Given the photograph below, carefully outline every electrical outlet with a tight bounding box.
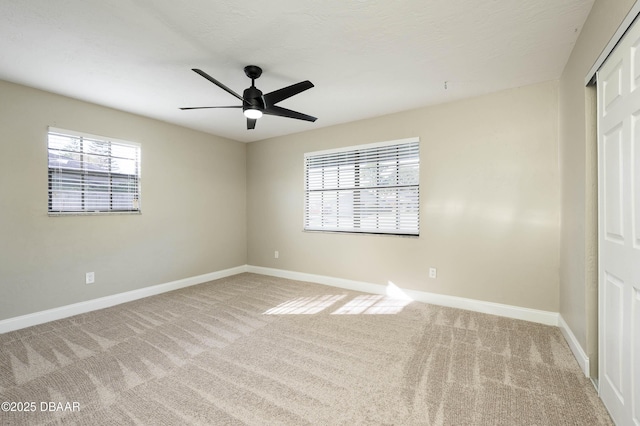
[429,268,437,279]
[274,250,279,259]
[86,272,95,284]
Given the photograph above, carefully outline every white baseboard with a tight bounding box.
[247,266,559,326]
[0,265,248,334]
[558,315,590,377]
[0,264,561,335]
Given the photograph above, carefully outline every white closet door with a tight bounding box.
[597,15,640,426]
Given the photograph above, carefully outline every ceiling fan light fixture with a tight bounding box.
[243,107,262,119]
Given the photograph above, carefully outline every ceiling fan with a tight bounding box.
[180,65,317,130]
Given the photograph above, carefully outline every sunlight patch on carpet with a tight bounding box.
[331,295,411,315]
[262,291,411,315]
[263,295,346,315]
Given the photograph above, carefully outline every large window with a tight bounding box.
[304,138,420,236]
[47,127,141,215]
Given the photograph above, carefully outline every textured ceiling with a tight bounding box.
[0,0,594,143]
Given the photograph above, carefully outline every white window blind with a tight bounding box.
[304,138,420,236]
[47,127,141,214]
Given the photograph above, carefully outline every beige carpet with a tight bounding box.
[0,273,612,425]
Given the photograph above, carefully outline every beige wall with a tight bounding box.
[0,80,247,321]
[558,0,635,376]
[248,81,560,312]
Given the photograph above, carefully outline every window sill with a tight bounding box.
[302,229,419,238]
[48,211,142,217]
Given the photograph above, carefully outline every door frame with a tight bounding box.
[586,4,640,386]
[590,4,640,424]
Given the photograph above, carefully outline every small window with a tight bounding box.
[47,127,141,215]
[304,137,420,236]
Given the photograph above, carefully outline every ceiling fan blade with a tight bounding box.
[179,105,242,110]
[263,81,314,107]
[192,69,246,103]
[247,118,257,130]
[263,105,317,122]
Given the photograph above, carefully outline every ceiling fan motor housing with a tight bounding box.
[243,86,264,112]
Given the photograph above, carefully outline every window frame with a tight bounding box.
[47,127,142,216]
[303,137,420,237]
